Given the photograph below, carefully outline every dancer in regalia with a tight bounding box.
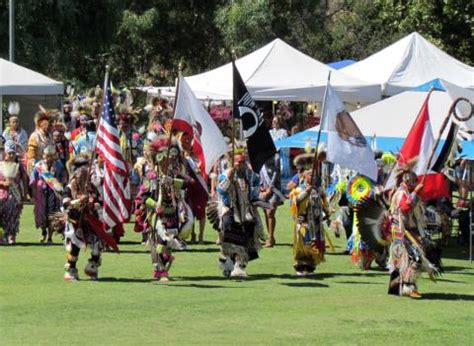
[30,146,67,243]
[207,154,264,278]
[387,162,442,298]
[0,141,28,244]
[134,136,193,281]
[289,169,330,276]
[62,154,116,281]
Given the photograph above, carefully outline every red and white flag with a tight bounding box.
[96,78,131,229]
[172,75,228,175]
[387,92,450,201]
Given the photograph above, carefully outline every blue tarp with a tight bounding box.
[411,78,447,92]
[275,130,474,159]
[327,59,357,70]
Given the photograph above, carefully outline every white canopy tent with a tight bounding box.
[276,79,474,157]
[0,58,64,133]
[352,80,474,141]
[341,32,474,96]
[0,58,64,95]
[184,38,381,103]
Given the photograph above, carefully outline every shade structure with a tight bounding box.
[0,58,63,95]
[341,32,473,96]
[184,38,381,103]
[276,79,474,158]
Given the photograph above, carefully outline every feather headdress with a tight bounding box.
[293,153,313,170]
[393,157,418,185]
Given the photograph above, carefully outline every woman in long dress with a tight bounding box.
[0,141,28,244]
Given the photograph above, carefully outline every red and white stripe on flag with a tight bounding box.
[396,92,451,201]
[172,75,228,175]
[96,81,131,229]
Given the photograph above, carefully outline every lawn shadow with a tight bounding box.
[99,277,153,283]
[117,240,142,245]
[165,283,246,289]
[318,272,386,279]
[274,243,293,248]
[336,281,384,285]
[442,266,474,276]
[439,243,473,260]
[281,281,329,288]
[11,242,63,247]
[182,247,220,253]
[421,293,474,301]
[172,273,298,282]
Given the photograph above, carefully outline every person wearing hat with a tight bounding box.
[0,140,28,244]
[30,145,67,244]
[209,153,263,278]
[288,169,330,276]
[27,109,55,174]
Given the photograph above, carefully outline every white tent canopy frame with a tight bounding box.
[0,58,64,133]
[275,80,474,159]
[341,32,474,96]
[350,80,474,141]
[182,38,381,103]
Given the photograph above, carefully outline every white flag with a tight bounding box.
[320,82,377,181]
[173,75,228,174]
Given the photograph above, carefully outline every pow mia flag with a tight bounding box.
[232,61,276,172]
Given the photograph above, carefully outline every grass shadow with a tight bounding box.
[317,272,386,279]
[165,283,246,289]
[435,278,467,284]
[439,243,473,260]
[99,277,153,283]
[9,242,63,247]
[281,281,329,288]
[117,240,142,245]
[336,281,384,285]
[182,247,220,253]
[421,293,474,301]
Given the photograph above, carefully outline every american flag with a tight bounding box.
[96,78,131,229]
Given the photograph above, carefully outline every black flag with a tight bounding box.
[432,122,459,172]
[232,61,276,172]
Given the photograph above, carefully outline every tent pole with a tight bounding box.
[0,94,3,135]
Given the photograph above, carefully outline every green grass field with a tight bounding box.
[1,204,473,345]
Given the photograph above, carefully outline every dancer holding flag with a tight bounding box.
[172,75,228,244]
[384,92,470,297]
[63,68,130,281]
[207,62,271,278]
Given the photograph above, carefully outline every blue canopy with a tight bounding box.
[327,59,357,70]
[411,78,447,92]
[275,129,474,159]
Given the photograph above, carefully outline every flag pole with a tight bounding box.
[83,65,110,188]
[421,96,473,184]
[164,63,182,174]
[311,71,331,187]
[231,50,237,167]
[78,65,110,243]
